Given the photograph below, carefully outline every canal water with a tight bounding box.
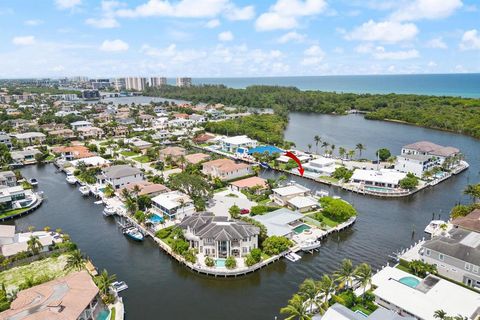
[14,113,480,320]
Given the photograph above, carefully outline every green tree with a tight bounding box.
[334,259,355,290]
[355,143,365,159]
[399,173,419,190]
[26,236,42,255]
[376,148,391,161]
[354,263,372,297]
[0,144,12,167]
[280,294,311,320]
[319,197,357,222]
[225,256,237,269]
[262,236,293,255]
[464,184,480,203]
[96,269,116,296]
[228,204,241,219]
[64,250,85,271]
[314,135,321,154]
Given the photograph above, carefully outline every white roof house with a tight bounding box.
[70,120,92,130]
[253,208,304,237]
[371,266,480,320]
[220,135,258,153]
[351,169,406,188]
[70,156,110,167]
[272,184,311,206]
[287,196,318,212]
[151,190,195,220]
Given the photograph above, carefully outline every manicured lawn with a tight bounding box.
[0,207,29,219]
[45,154,55,161]
[351,305,375,315]
[132,155,151,163]
[396,264,411,273]
[318,176,339,183]
[120,150,140,157]
[214,187,228,193]
[307,212,341,228]
[0,254,72,293]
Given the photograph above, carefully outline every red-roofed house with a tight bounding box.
[202,158,252,181]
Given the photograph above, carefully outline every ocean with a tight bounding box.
[172,73,480,98]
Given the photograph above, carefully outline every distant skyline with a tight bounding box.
[0,0,479,78]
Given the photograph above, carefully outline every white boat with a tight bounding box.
[66,174,77,185]
[300,238,321,251]
[315,189,329,198]
[123,227,144,241]
[424,220,446,235]
[103,206,116,217]
[79,186,90,196]
[28,178,38,186]
[111,281,128,293]
[285,252,302,262]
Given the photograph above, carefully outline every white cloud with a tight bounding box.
[99,39,129,52]
[301,45,325,65]
[24,19,43,26]
[427,61,437,67]
[12,36,36,46]
[115,0,253,20]
[141,43,207,63]
[346,20,418,43]
[86,17,119,28]
[390,0,462,21]
[356,44,419,60]
[460,29,480,50]
[218,31,234,41]
[255,0,327,31]
[426,37,448,49]
[224,4,255,20]
[277,31,306,44]
[205,19,220,28]
[55,0,82,10]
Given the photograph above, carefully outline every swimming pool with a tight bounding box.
[364,186,390,192]
[148,214,164,224]
[354,309,369,318]
[293,224,311,234]
[97,309,110,320]
[399,276,420,288]
[215,259,226,268]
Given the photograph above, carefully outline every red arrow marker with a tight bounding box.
[284,151,305,176]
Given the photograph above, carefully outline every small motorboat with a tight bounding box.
[28,178,38,186]
[123,227,144,241]
[300,238,321,252]
[79,186,90,196]
[285,252,302,262]
[111,281,128,293]
[424,220,446,235]
[66,174,77,185]
[259,162,271,169]
[103,206,116,217]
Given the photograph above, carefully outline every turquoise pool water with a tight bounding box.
[365,186,390,192]
[149,214,164,223]
[399,276,420,288]
[215,259,226,268]
[293,224,311,234]
[97,309,110,320]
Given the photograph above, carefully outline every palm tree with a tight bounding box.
[307,144,312,153]
[314,135,321,154]
[334,259,355,290]
[434,310,447,319]
[355,143,365,159]
[132,184,142,198]
[104,184,115,198]
[96,269,117,297]
[64,250,85,271]
[339,147,346,161]
[354,263,372,297]
[347,150,355,160]
[321,142,329,155]
[125,196,138,215]
[280,294,311,320]
[298,278,320,313]
[318,274,335,305]
[121,188,131,200]
[464,184,480,203]
[27,236,42,255]
[330,144,336,157]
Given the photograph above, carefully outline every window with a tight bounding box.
[473,265,479,273]
[425,249,430,256]
[465,263,471,271]
[439,253,444,261]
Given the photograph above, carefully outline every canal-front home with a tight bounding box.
[11,132,46,145]
[0,225,63,257]
[0,171,17,187]
[151,190,195,220]
[201,158,253,181]
[419,227,480,289]
[401,141,461,168]
[219,135,257,154]
[179,212,260,259]
[350,169,406,189]
[0,270,107,320]
[271,183,311,206]
[97,165,144,189]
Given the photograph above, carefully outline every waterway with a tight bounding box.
[12,113,480,320]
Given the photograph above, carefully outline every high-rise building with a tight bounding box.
[176,77,192,87]
[149,77,167,88]
[125,77,147,91]
[113,78,126,91]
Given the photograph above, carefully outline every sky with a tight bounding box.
[0,0,479,78]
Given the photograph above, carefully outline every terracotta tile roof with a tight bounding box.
[121,181,170,196]
[193,133,215,143]
[230,176,267,189]
[452,209,480,233]
[0,271,99,320]
[52,146,94,159]
[203,158,251,173]
[185,153,210,164]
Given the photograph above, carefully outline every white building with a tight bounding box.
[0,225,62,257]
[253,208,304,238]
[125,77,147,91]
[272,184,311,206]
[371,266,480,320]
[395,154,436,177]
[219,135,257,154]
[113,77,126,91]
[97,165,144,189]
[176,77,192,87]
[179,212,259,259]
[151,190,195,220]
[351,169,407,189]
[11,132,46,145]
[149,77,167,88]
[303,157,337,176]
[70,120,92,131]
[401,141,460,167]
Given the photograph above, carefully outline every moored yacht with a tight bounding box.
[103,206,116,217]
[28,178,38,186]
[123,227,144,241]
[79,185,90,196]
[300,238,321,251]
[66,174,77,185]
[424,220,446,235]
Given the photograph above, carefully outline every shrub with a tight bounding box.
[183,249,197,263]
[320,197,357,222]
[332,166,354,181]
[229,205,240,218]
[156,227,173,239]
[205,256,215,267]
[245,248,262,266]
[399,173,419,190]
[225,256,237,269]
[262,236,293,255]
[172,239,189,255]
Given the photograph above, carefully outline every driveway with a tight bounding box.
[208,190,256,217]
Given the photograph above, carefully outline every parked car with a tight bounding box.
[240,208,250,215]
